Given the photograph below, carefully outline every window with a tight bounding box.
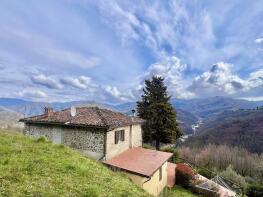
[115,130,125,144]
[159,167,162,181]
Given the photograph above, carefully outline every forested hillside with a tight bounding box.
[185,109,263,153]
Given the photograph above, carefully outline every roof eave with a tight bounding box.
[22,120,109,130]
[103,162,151,178]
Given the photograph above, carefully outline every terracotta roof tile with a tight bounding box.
[103,147,172,177]
[20,107,143,129]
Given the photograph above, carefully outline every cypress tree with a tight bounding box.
[137,76,182,150]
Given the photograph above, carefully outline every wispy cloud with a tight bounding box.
[18,89,48,99]
[0,0,262,102]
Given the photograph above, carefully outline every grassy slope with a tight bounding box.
[0,131,149,197]
[163,186,200,197]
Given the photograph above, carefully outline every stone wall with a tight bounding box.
[24,123,142,160]
[24,123,106,159]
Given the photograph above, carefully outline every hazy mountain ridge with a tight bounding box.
[0,96,262,134]
[0,106,23,128]
[185,109,263,153]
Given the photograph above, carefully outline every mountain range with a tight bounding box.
[0,96,262,131]
[184,108,263,153]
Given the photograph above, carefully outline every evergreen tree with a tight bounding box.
[137,76,182,150]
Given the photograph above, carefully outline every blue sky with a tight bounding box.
[0,0,263,103]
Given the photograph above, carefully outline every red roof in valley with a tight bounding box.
[103,147,172,177]
[20,107,143,129]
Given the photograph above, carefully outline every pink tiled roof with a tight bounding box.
[20,107,143,129]
[103,147,172,177]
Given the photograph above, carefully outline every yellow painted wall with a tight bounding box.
[105,124,142,159]
[124,162,168,196]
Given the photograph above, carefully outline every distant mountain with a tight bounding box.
[0,96,262,134]
[171,96,262,118]
[0,98,29,107]
[184,109,263,153]
[0,106,23,128]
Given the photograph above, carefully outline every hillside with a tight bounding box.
[171,96,262,118]
[0,107,23,128]
[185,109,263,153]
[0,131,149,197]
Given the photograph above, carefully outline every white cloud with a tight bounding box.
[254,37,263,44]
[31,74,62,89]
[239,96,263,101]
[93,0,215,63]
[60,76,94,90]
[189,62,247,96]
[60,75,132,103]
[137,56,195,99]
[18,90,47,99]
[188,62,263,97]
[102,85,132,102]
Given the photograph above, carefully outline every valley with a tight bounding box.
[1,96,262,154]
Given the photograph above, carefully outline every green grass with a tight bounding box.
[0,131,149,197]
[162,186,200,197]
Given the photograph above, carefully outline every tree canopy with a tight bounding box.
[137,76,182,150]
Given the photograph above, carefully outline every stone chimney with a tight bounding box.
[44,107,53,117]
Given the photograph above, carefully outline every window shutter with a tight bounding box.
[115,131,118,144]
[122,130,125,141]
[115,130,125,143]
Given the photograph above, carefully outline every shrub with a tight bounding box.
[197,168,214,179]
[175,163,195,188]
[246,184,263,197]
[219,165,247,189]
[161,147,180,163]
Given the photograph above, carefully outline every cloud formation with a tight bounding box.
[60,76,94,90]
[31,74,62,89]
[137,56,194,99]
[188,62,263,98]
[0,1,262,102]
[18,90,47,99]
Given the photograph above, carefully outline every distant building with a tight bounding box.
[20,106,173,196]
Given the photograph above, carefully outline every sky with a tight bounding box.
[0,0,263,103]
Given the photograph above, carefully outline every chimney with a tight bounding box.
[44,107,53,117]
[131,109,136,117]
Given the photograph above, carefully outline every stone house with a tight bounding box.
[20,106,173,196]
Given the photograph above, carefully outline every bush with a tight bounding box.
[197,168,214,179]
[161,147,180,163]
[175,163,195,188]
[246,184,263,197]
[219,165,247,189]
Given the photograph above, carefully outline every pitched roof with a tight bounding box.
[20,107,143,129]
[103,147,173,177]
